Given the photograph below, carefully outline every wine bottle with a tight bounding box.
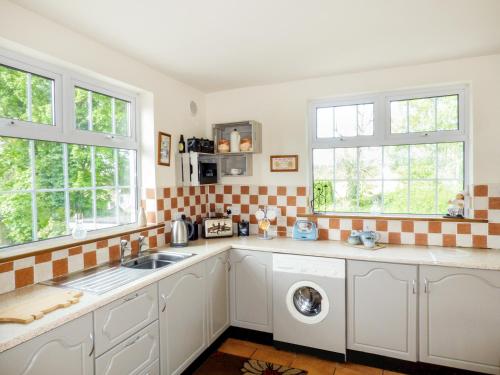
[178,134,185,153]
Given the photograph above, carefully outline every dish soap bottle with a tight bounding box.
[230,128,240,152]
[178,134,186,153]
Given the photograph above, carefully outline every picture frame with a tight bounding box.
[158,132,172,166]
[270,154,298,172]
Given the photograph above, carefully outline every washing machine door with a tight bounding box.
[286,281,330,324]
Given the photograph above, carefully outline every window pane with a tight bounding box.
[68,144,92,188]
[0,64,28,121]
[335,148,357,180]
[384,145,409,179]
[31,74,53,125]
[390,101,408,134]
[410,144,436,179]
[409,97,435,132]
[334,181,356,212]
[37,192,66,240]
[92,92,112,133]
[69,190,93,230]
[118,188,135,224]
[0,193,32,246]
[437,95,458,131]
[410,180,436,214]
[115,99,129,136]
[118,149,133,186]
[95,146,115,187]
[0,137,31,191]
[96,189,117,228]
[316,107,333,138]
[438,180,463,214]
[313,149,334,212]
[437,142,463,179]
[35,141,63,189]
[359,147,382,179]
[383,180,408,213]
[75,87,89,131]
[357,104,373,136]
[358,180,381,212]
[334,105,357,137]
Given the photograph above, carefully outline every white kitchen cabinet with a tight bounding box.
[95,321,159,375]
[419,265,500,374]
[158,262,207,375]
[0,313,94,375]
[206,251,230,344]
[229,249,273,332]
[347,260,418,361]
[94,283,158,356]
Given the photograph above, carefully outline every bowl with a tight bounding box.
[230,168,242,175]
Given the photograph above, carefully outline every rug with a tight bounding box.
[193,351,308,374]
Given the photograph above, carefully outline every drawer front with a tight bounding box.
[94,283,158,356]
[139,359,159,375]
[96,320,159,375]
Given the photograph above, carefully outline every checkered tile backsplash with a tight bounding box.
[1,183,499,294]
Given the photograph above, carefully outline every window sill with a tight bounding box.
[0,223,165,263]
[297,213,488,223]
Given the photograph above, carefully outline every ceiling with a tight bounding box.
[11,0,500,92]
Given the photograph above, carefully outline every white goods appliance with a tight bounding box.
[273,254,346,356]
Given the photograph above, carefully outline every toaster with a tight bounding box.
[292,220,318,240]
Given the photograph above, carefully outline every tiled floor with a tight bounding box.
[217,338,406,375]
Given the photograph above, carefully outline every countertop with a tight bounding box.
[1,236,500,353]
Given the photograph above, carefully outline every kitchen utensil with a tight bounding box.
[202,217,233,238]
[230,128,240,152]
[292,220,318,240]
[230,168,242,175]
[0,285,83,324]
[171,217,194,247]
[347,230,362,245]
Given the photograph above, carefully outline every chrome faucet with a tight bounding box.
[120,239,129,264]
[138,235,148,256]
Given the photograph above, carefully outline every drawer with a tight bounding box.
[96,320,159,375]
[139,359,159,375]
[94,283,158,356]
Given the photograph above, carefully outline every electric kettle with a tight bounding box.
[171,217,194,247]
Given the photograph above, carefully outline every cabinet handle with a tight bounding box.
[227,261,231,272]
[412,279,416,294]
[88,333,94,357]
[124,334,141,347]
[424,278,429,293]
[161,293,167,312]
[123,292,140,302]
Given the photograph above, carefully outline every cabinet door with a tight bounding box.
[158,262,206,375]
[206,251,230,344]
[94,283,158,356]
[347,260,417,361]
[229,249,273,332]
[420,266,500,374]
[0,313,94,375]
[95,321,159,375]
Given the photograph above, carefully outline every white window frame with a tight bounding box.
[0,47,141,252]
[308,84,470,215]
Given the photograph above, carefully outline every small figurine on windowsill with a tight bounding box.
[444,192,465,219]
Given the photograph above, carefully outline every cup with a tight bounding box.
[347,230,362,245]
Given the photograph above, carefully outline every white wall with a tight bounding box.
[0,1,205,191]
[206,54,500,186]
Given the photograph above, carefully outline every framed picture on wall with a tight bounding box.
[270,155,298,172]
[158,132,172,166]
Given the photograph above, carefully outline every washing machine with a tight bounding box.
[273,253,346,355]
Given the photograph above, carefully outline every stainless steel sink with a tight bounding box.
[122,252,195,270]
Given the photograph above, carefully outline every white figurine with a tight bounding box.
[446,192,465,218]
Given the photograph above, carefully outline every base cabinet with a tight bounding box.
[347,260,418,361]
[206,251,230,344]
[158,262,207,375]
[0,313,94,375]
[419,266,500,374]
[229,249,273,333]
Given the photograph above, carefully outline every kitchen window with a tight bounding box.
[0,50,139,249]
[310,86,468,215]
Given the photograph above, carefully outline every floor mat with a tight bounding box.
[193,351,308,374]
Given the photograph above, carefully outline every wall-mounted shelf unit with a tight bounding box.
[213,121,262,154]
[219,153,253,177]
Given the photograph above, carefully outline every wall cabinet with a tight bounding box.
[347,260,418,361]
[0,313,94,375]
[94,283,158,356]
[419,266,500,374]
[158,262,207,375]
[206,251,230,344]
[95,321,159,375]
[229,249,273,332]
